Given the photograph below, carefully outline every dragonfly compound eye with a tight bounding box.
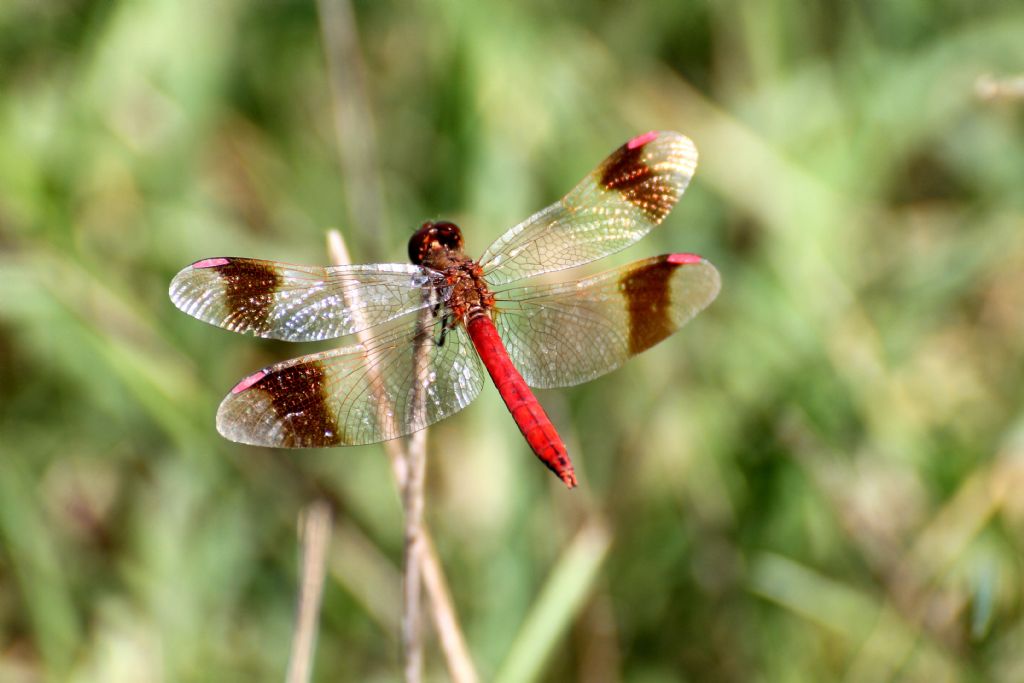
[408,220,465,265]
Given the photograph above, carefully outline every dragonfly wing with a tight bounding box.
[493,254,720,389]
[478,131,698,286]
[217,311,485,447]
[170,258,444,341]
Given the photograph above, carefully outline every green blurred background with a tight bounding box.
[2,0,1024,681]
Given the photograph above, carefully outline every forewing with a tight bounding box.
[478,131,698,286]
[169,258,444,341]
[493,254,720,388]
[216,312,485,447]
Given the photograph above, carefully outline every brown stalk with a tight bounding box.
[402,307,432,682]
[316,0,385,255]
[975,73,1024,101]
[285,500,333,683]
[327,230,479,683]
[316,2,477,674]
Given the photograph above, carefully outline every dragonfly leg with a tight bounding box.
[436,313,453,347]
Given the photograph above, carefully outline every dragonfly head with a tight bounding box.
[408,220,465,266]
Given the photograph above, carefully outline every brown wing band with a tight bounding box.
[619,258,684,355]
[252,361,344,447]
[214,259,282,334]
[599,140,663,222]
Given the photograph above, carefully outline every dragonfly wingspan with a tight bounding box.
[169,131,718,490]
[478,131,698,286]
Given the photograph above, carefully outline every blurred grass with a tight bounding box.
[2,0,1024,681]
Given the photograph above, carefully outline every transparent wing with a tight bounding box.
[169,257,445,341]
[478,131,698,286]
[216,311,485,447]
[492,254,720,389]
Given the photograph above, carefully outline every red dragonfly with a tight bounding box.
[170,131,719,488]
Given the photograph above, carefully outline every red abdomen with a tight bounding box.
[465,314,577,488]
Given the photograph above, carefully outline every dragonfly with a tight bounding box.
[169,131,720,488]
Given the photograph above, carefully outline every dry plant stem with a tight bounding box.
[419,534,479,683]
[317,0,385,254]
[325,231,408,486]
[285,500,333,683]
[326,230,480,683]
[402,319,431,683]
[326,230,425,682]
[976,73,1024,101]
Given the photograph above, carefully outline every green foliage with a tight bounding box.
[2,0,1023,680]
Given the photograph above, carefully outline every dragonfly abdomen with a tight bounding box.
[465,314,577,488]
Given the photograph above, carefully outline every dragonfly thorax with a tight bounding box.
[444,260,495,322]
[408,220,494,321]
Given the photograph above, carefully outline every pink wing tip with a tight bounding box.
[193,258,230,269]
[626,131,659,150]
[231,369,268,394]
[668,253,704,265]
